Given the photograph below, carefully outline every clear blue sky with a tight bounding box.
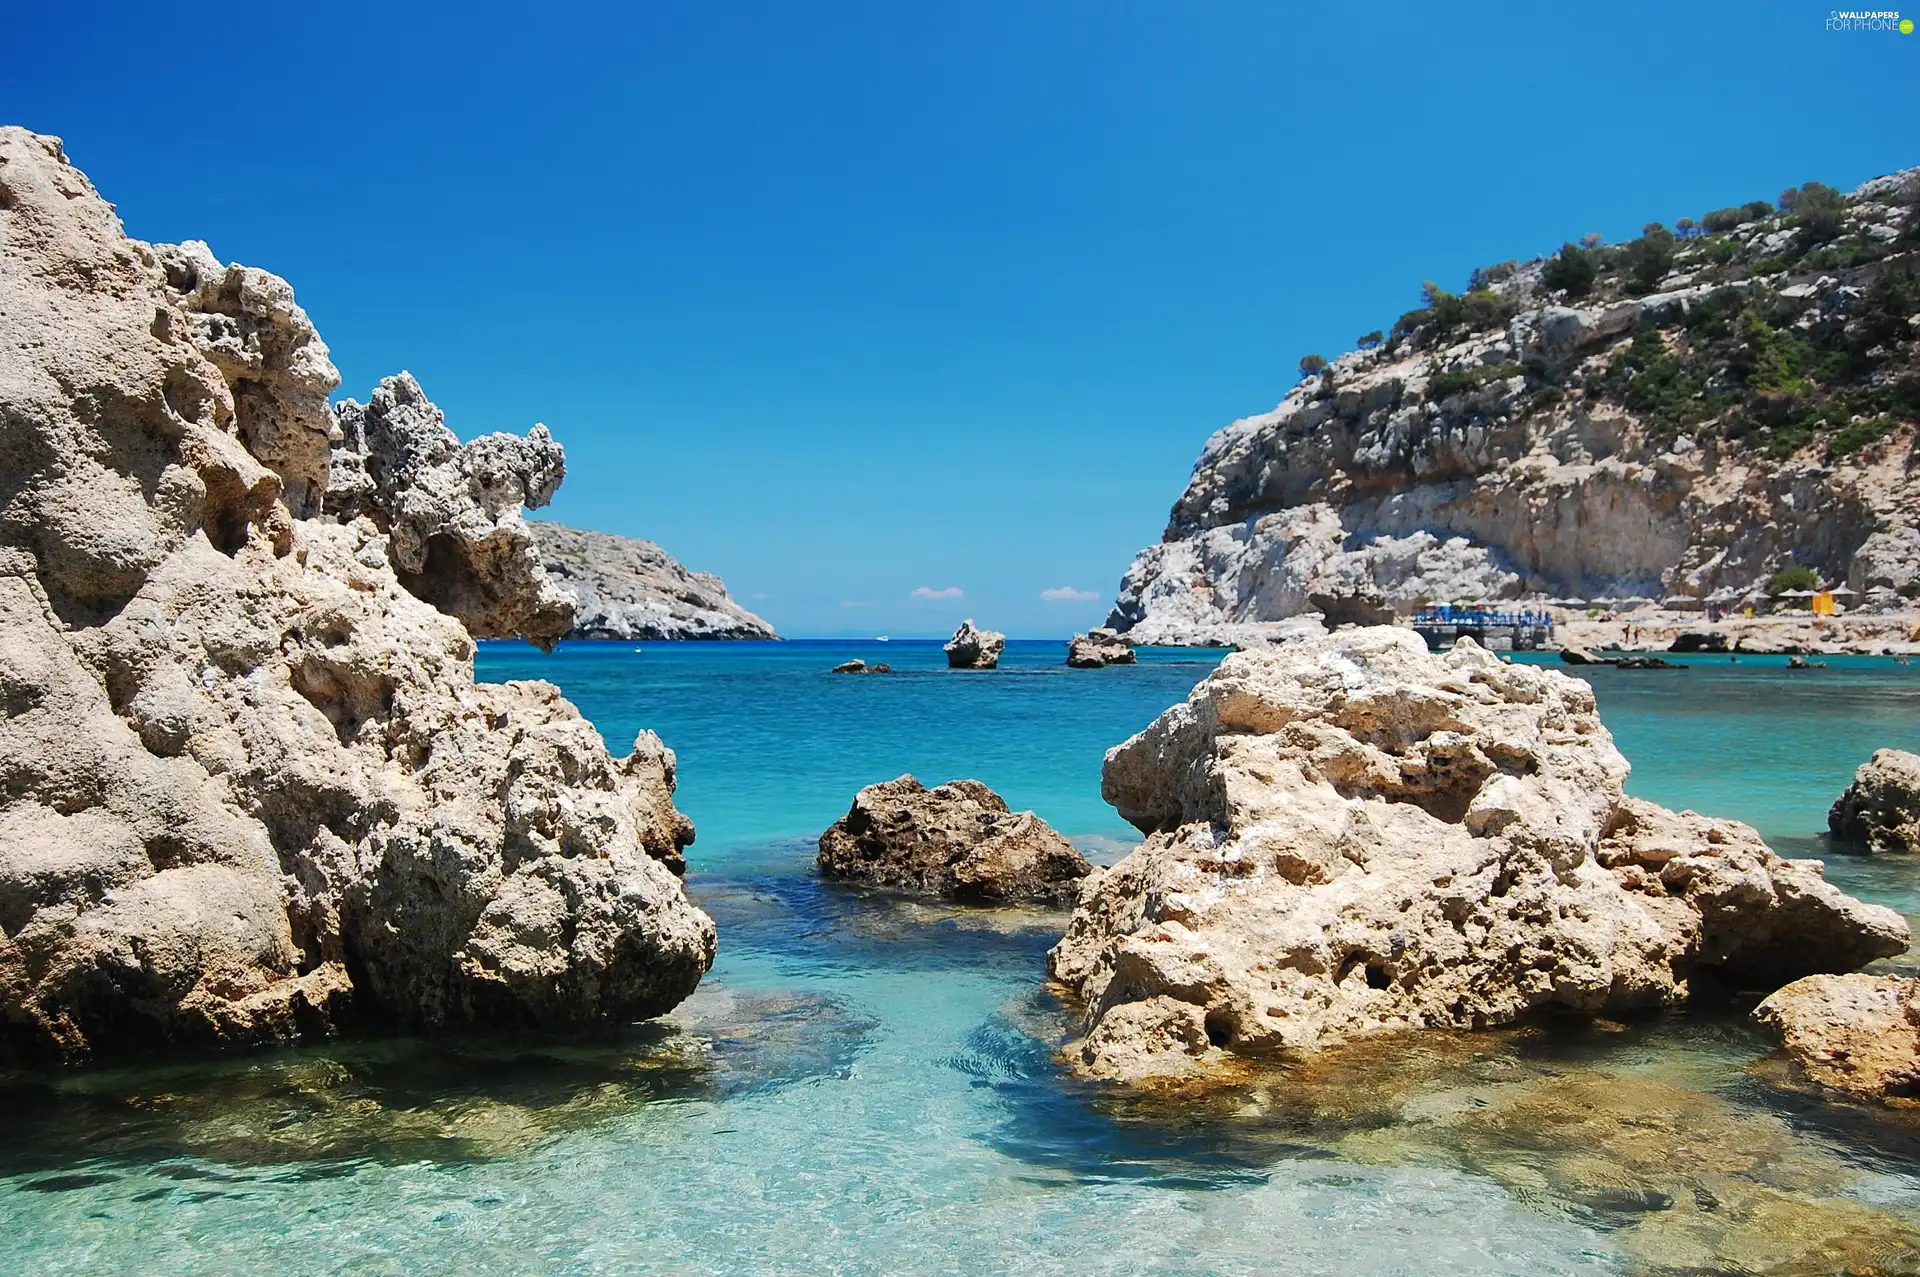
[6,2,1915,636]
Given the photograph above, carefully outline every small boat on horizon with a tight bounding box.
[876,635,890,642]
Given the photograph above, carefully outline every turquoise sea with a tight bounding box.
[6,639,1920,1275]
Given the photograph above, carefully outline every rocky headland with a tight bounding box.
[1108,170,1920,644]
[1830,748,1920,852]
[1046,626,1908,1082]
[530,522,776,642]
[817,776,1092,904]
[0,128,715,1064]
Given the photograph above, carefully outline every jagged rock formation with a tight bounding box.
[1829,748,1920,852]
[945,619,1005,669]
[1755,973,1920,1101]
[1046,627,1907,1081]
[817,776,1092,904]
[327,374,575,650]
[1110,171,1920,643]
[831,659,890,673]
[1066,628,1136,668]
[0,127,714,1064]
[530,522,776,641]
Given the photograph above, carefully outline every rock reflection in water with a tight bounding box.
[0,987,873,1175]
[1070,1017,1920,1276]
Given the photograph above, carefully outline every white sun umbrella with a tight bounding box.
[1828,585,1858,597]
[1781,588,1818,599]
[1705,587,1741,603]
[1660,594,1699,607]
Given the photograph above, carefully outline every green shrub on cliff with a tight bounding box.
[1622,223,1676,293]
[1299,353,1328,380]
[1825,416,1895,461]
[1541,243,1597,298]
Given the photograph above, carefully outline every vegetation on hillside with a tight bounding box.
[1329,174,1920,464]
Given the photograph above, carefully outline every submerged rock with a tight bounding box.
[1754,973,1920,1102]
[817,776,1092,904]
[530,521,777,642]
[945,619,1006,669]
[1047,626,1908,1081]
[1830,748,1920,853]
[327,372,575,650]
[1066,628,1137,669]
[0,127,714,1065]
[832,659,890,674]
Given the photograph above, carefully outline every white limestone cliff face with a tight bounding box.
[1109,180,1920,642]
[0,128,714,1064]
[1046,627,1908,1082]
[531,522,777,641]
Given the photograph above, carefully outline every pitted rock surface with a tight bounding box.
[0,128,713,1064]
[328,373,574,649]
[1047,626,1908,1081]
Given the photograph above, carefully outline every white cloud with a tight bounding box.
[750,592,771,600]
[910,586,964,600]
[840,600,868,608]
[1040,586,1100,602]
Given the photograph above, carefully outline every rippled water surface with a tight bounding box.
[6,639,1920,1274]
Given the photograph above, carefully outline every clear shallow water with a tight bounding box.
[6,639,1920,1275]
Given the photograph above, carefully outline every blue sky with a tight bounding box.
[6,2,1916,637]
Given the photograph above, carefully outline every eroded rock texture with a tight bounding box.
[945,620,1005,669]
[1829,748,1920,853]
[1755,973,1920,1102]
[327,373,574,650]
[0,128,713,1064]
[817,776,1092,904]
[1046,627,1907,1081]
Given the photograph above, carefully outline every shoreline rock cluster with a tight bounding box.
[0,128,714,1065]
[1044,627,1907,1081]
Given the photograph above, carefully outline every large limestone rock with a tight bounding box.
[530,521,777,641]
[1754,973,1920,1102]
[1066,628,1136,668]
[327,373,575,650]
[817,776,1092,904]
[944,619,1006,669]
[0,128,714,1064]
[1047,626,1907,1081]
[1829,748,1920,853]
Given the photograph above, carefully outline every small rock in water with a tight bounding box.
[1829,748,1920,853]
[944,620,1006,669]
[817,775,1092,904]
[1066,628,1136,668]
[1754,972,1920,1101]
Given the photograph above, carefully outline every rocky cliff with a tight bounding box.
[0,128,714,1064]
[1110,171,1920,641]
[530,522,776,641]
